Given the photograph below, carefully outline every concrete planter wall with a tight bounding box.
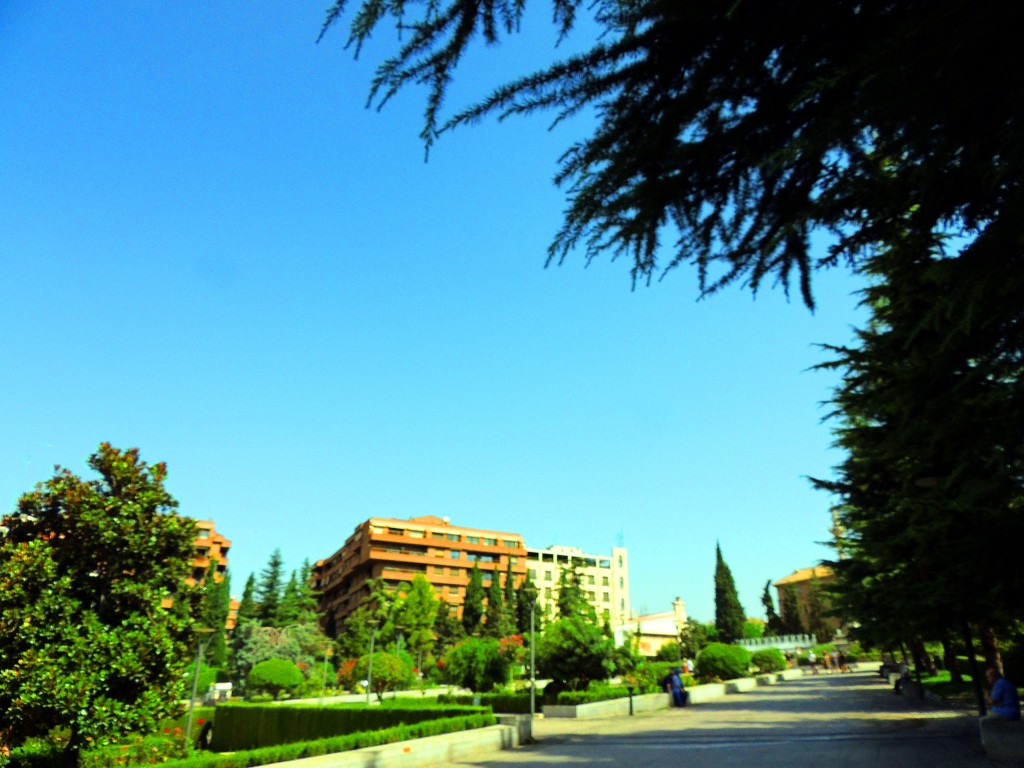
[725,677,758,693]
[543,691,671,719]
[685,683,727,704]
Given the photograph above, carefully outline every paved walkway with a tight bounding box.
[439,670,991,767]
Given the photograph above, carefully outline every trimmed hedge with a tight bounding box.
[751,648,787,673]
[554,684,659,705]
[211,704,489,751]
[437,693,532,714]
[696,643,751,681]
[159,715,497,768]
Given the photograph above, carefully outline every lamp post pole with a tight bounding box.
[184,628,215,750]
[529,600,536,720]
[320,643,333,707]
[365,624,378,705]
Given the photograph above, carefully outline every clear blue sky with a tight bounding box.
[1,2,866,622]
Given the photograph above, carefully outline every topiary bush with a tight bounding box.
[248,658,304,698]
[751,648,787,674]
[695,643,751,681]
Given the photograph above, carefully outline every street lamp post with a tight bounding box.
[184,627,216,751]
[529,600,536,720]
[319,643,333,707]
[365,623,378,705]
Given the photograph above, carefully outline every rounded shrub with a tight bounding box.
[696,643,751,681]
[751,648,787,673]
[248,657,304,698]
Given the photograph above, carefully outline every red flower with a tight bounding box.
[197,719,205,724]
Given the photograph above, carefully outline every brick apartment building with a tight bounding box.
[313,515,527,634]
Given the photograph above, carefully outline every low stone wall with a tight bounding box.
[725,678,758,693]
[980,716,1024,762]
[544,691,671,719]
[272,724,520,768]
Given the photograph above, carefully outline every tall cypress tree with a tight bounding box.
[714,543,745,643]
[256,549,284,627]
[484,573,505,638]
[503,560,518,630]
[761,580,783,637]
[198,562,230,666]
[462,563,485,635]
[515,574,540,635]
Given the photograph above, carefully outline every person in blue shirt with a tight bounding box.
[985,665,1021,721]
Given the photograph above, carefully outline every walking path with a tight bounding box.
[438,669,991,768]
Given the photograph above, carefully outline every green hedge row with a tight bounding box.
[436,693,532,714]
[159,715,497,768]
[211,704,488,751]
[554,685,659,705]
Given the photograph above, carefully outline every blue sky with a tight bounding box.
[1,2,866,621]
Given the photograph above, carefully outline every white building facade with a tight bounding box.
[524,544,630,625]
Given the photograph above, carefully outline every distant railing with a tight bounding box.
[734,634,815,652]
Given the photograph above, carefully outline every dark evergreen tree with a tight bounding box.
[515,574,540,636]
[503,560,518,630]
[256,549,285,627]
[778,584,807,636]
[277,571,302,626]
[229,573,258,679]
[714,543,744,644]
[462,564,485,635]
[761,580,783,637]
[235,573,257,626]
[483,572,505,638]
[321,0,1023,313]
[557,562,594,622]
[433,599,465,658]
[198,562,231,667]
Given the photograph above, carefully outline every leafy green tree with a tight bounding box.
[0,444,198,767]
[537,618,615,690]
[742,619,766,640]
[247,657,304,698]
[696,643,751,681]
[256,549,285,627]
[335,604,376,658]
[462,564,485,635]
[320,0,1021,311]
[677,619,710,659]
[352,652,415,701]
[441,637,509,692]
[395,574,440,671]
[714,544,745,644]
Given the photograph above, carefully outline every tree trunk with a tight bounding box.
[981,626,1002,673]
[941,633,962,683]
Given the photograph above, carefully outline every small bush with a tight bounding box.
[437,692,532,713]
[751,648,786,674]
[696,643,751,681]
[248,658,304,698]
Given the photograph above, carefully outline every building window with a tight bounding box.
[503,539,519,548]
[432,532,445,539]
[620,598,625,612]
[545,588,553,598]
[603,592,610,602]
[619,577,624,589]
[618,555,623,568]
[544,572,553,581]
[451,550,462,559]
[447,533,461,542]
[600,559,611,569]
[197,529,210,540]
[484,537,497,546]
[408,529,424,539]
[371,525,385,534]
[587,591,595,600]
[510,556,518,564]
[450,567,460,576]
[528,569,537,579]
[602,576,609,586]
[587,575,596,585]
[466,536,480,544]
[388,528,404,536]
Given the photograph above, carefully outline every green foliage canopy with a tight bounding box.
[0,444,198,765]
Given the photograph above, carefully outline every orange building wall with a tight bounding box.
[314,515,527,634]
